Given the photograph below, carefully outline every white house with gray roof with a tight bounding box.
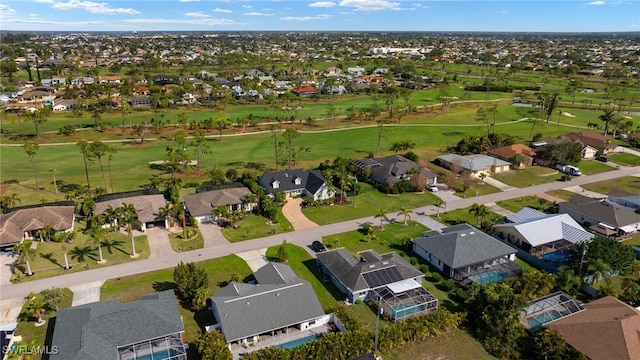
[50,290,187,360]
[258,169,333,201]
[412,224,519,285]
[494,207,594,255]
[559,194,640,236]
[436,153,511,175]
[210,262,330,346]
[183,186,256,224]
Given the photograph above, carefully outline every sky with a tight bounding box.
[0,0,638,32]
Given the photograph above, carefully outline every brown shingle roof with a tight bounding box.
[183,187,252,217]
[564,131,616,152]
[0,206,75,245]
[487,144,536,160]
[548,296,640,360]
[95,194,167,223]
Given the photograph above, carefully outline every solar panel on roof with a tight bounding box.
[362,266,403,288]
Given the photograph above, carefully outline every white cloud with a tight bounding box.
[586,1,606,5]
[34,0,55,3]
[185,11,210,18]
[0,4,16,13]
[309,1,336,7]
[280,14,332,21]
[244,11,273,16]
[52,0,140,14]
[121,17,236,26]
[179,0,200,2]
[500,11,508,14]
[214,8,232,13]
[242,5,252,8]
[339,0,401,11]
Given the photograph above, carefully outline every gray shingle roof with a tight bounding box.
[412,223,516,269]
[95,194,167,223]
[561,195,640,228]
[183,187,252,217]
[50,290,185,360]
[258,169,326,194]
[352,155,436,185]
[210,263,325,343]
[0,206,75,245]
[316,249,423,293]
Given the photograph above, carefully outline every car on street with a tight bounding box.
[560,175,572,182]
[312,240,326,252]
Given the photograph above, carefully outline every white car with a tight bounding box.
[428,185,438,192]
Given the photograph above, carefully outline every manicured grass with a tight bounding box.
[607,152,640,167]
[322,221,428,255]
[14,288,73,360]
[101,254,252,342]
[491,166,560,188]
[265,243,343,310]
[577,159,616,175]
[382,327,497,360]
[546,189,577,201]
[496,195,554,214]
[622,233,640,247]
[168,227,204,252]
[11,230,149,282]
[431,206,503,227]
[220,212,292,242]
[581,176,640,195]
[303,183,439,225]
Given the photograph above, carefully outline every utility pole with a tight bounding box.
[374,295,383,352]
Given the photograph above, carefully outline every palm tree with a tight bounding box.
[14,240,37,276]
[60,240,71,270]
[25,297,46,325]
[374,208,389,230]
[104,205,121,228]
[434,198,444,218]
[397,206,414,225]
[77,141,92,189]
[0,192,21,213]
[36,225,54,242]
[49,168,59,194]
[120,203,141,257]
[23,141,40,191]
[469,203,489,227]
[89,226,108,263]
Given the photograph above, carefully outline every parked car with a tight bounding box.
[312,240,326,252]
[560,175,572,182]
[428,185,438,192]
[596,155,609,162]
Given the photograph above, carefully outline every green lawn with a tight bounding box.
[168,227,204,252]
[496,196,554,214]
[303,183,439,225]
[581,176,640,195]
[607,152,640,167]
[12,230,149,282]
[101,254,252,343]
[577,159,616,175]
[491,166,560,188]
[265,243,343,310]
[14,288,74,360]
[322,221,428,255]
[546,189,577,201]
[220,212,292,242]
[431,206,503,227]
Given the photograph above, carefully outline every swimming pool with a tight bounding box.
[541,250,568,264]
[276,333,322,350]
[527,310,563,330]
[391,302,426,319]
[470,271,509,285]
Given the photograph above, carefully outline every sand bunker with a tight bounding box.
[561,112,576,117]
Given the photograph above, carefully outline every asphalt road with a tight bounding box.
[1,165,636,307]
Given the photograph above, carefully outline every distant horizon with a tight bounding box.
[0,1,638,33]
[2,30,640,35]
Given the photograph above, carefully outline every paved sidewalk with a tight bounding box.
[282,198,318,230]
[483,176,517,191]
[0,253,15,287]
[236,249,268,272]
[70,280,104,306]
[146,228,176,258]
[564,185,606,199]
[197,222,230,247]
[486,202,515,217]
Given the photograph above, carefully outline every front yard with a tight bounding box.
[496,196,555,213]
[581,176,640,195]
[607,152,640,167]
[491,166,559,188]
[430,206,503,228]
[220,212,292,242]
[168,226,204,252]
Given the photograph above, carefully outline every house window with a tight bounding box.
[272,180,280,189]
[294,177,302,185]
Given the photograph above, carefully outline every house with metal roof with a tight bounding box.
[494,207,594,257]
[183,186,255,224]
[258,169,333,201]
[559,194,640,236]
[50,290,187,360]
[210,262,330,347]
[436,154,511,175]
[412,223,520,285]
[547,296,640,360]
[351,155,437,188]
[316,249,437,320]
[0,204,75,249]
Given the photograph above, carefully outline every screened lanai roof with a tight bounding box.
[522,291,585,331]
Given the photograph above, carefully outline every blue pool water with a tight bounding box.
[277,333,322,350]
[391,303,426,319]
[541,250,568,264]
[470,271,509,284]
[527,311,563,330]
[135,350,172,360]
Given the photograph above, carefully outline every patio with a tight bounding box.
[229,324,334,359]
[370,282,438,322]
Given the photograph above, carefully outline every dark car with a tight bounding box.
[312,240,326,252]
[560,175,572,182]
[596,155,609,162]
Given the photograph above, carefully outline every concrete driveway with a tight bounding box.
[282,198,318,231]
[197,222,230,247]
[70,281,104,306]
[236,249,269,272]
[146,228,176,258]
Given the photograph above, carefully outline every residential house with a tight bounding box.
[347,67,366,76]
[522,291,586,331]
[94,191,168,231]
[316,249,438,321]
[412,223,520,285]
[607,188,640,210]
[291,85,318,97]
[564,131,617,155]
[487,144,537,168]
[436,154,511,175]
[559,194,640,236]
[41,78,66,87]
[133,86,150,96]
[494,207,594,256]
[547,296,640,360]
[183,186,256,224]
[98,75,121,84]
[0,204,75,250]
[325,66,341,76]
[243,69,265,78]
[130,96,151,108]
[70,77,94,87]
[52,99,78,111]
[351,155,437,188]
[258,169,333,201]
[152,75,176,86]
[210,262,330,347]
[50,290,187,360]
